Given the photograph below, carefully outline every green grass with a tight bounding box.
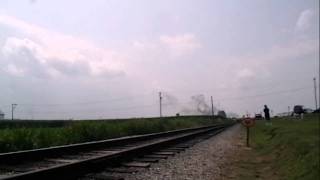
[0,116,228,153]
[251,114,319,180]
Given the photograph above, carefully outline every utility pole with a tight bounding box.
[159,92,162,118]
[211,96,214,119]
[314,77,318,110]
[319,56,320,111]
[11,104,17,120]
[288,106,290,116]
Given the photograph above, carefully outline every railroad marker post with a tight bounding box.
[241,117,255,147]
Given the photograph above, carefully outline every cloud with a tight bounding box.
[5,64,25,76]
[237,68,255,79]
[132,33,201,59]
[159,33,201,57]
[2,37,41,58]
[0,14,126,78]
[266,38,317,61]
[1,37,55,78]
[0,6,318,119]
[204,36,318,94]
[295,9,314,32]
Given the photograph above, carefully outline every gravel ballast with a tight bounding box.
[123,124,243,180]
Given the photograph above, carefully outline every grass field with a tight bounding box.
[0,116,227,153]
[250,114,319,180]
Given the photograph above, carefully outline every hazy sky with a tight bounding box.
[0,0,319,119]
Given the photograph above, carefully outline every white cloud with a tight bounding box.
[265,39,317,61]
[131,33,201,62]
[159,33,201,56]
[237,68,255,79]
[2,37,43,61]
[0,5,318,119]
[206,37,318,92]
[295,9,314,32]
[5,64,25,76]
[133,41,150,50]
[0,14,126,78]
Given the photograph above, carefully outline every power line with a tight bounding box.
[213,86,312,102]
[17,92,156,107]
[162,86,312,105]
[163,78,314,95]
[2,85,313,119]
[15,103,158,115]
[6,81,313,108]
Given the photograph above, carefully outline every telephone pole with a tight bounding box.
[211,96,214,119]
[314,78,318,110]
[159,92,162,118]
[318,54,320,111]
[11,104,17,120]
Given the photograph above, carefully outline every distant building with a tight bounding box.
[0,110,4,120]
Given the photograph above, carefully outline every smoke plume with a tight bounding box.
[182,94,218,115]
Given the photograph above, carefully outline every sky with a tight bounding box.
[0,0,319,119]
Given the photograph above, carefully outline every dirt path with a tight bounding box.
[220,126,280,180]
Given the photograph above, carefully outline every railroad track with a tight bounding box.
[0,123,233,180]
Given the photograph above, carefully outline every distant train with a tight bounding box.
[217,111,227,118]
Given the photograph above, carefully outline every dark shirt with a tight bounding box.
[264,107,270,120]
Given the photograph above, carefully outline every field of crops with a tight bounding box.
[0,116,227,153]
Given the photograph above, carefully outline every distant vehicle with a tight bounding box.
[304,108,313,114]
[293,105,304,115]
[0,110,4,120]
[277,112,291,117]
[255,114,262,120]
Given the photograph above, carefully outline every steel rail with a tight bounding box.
[0,124,226,164]
[0,123,233,180]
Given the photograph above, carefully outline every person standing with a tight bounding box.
[264,105,271,125]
